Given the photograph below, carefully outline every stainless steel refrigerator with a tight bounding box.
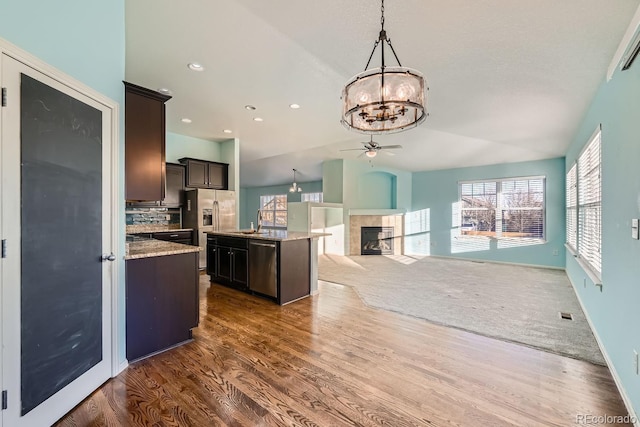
[183,189,237,269]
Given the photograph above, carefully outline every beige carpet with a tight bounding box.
[318,254,605,365]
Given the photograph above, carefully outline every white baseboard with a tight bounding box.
[114,360,128,377]
[566,275,638,426]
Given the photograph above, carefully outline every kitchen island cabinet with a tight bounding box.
[206,231,327,305]
[207,236,248,290]
[125,239,200,362]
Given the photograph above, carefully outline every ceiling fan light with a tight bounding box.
[365,150,377,158]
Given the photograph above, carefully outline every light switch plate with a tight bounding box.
[633,218,640,240]
[633,218,639,228]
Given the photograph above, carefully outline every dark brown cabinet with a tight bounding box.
[179,157,229,190]
[207,236,248,289]
[206,234,311,305]
[124,82,171,201]
[126,252,199,362]
[164,163,185,207]
[152,230,194,245]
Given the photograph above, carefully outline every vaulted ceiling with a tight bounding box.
[125,0,639,187]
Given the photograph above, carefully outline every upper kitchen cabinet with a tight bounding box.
[179,157,229,190]
[164,163,185,207]
[124,82,171,201]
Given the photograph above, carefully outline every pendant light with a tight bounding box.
[341,0,427,134]
[289,169,302,193]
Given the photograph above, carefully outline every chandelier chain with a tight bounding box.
[381,0,385,29]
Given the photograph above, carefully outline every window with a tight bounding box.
[259,194,287,228]
[567,127,601,276]
[459,177,545,239]
[301,192,323,203]
[566,164,577,250]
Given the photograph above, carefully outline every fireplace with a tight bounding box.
[361,226,394,255]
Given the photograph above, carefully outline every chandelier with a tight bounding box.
[289,169,302,193]
[341,0,427,134]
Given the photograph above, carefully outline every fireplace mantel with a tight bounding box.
[349,209,406,216]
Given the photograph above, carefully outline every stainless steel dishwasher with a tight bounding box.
[249,240,277,298]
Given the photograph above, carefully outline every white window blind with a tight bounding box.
[566,164,577,250]
[459,177,545,239]
[301,192,323,203]
[259,194,287,228]
[577,129,602,275]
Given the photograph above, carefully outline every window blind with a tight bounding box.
[459,177,545,239]
[566,164,577,250]
[577,129,602,274]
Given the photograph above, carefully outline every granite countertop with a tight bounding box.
[206,230,331,242]
[125,239,201,260]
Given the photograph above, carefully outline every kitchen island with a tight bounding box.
[206,230,328,305]
[125,236,201,361]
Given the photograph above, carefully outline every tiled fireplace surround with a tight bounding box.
[349,214,404,256]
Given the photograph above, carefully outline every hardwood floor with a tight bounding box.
[57,277,631,426]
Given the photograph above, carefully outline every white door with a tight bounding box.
[1,53,113,426]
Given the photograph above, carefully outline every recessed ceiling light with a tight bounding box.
[253,117,263,122]
[187,62,204,71]
[223,129,233,134]
[245,105,256,110]
[157,88,172,95]
[181,118,192,123]
[289,103,300,109]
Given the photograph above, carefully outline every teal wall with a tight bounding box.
[411,158,566,267]
[564,57,640,414]
[0,1,127,364]
[239,181,323,229]
[166,132,222,164]
[341,159,412,211]
[0,0,125,104]
[322,160,344,203]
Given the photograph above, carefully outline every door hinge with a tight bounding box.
[1,87,6,107]
[2,390,7,410]
[1,239,6,258]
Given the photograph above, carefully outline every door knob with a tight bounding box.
[102,253,116,262]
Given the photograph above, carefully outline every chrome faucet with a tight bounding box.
[256,209,263,232]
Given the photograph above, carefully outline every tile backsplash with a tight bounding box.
[126,207,181,226]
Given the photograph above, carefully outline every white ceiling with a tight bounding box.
[125,0,639,187]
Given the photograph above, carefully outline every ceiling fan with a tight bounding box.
[340,136,403,158]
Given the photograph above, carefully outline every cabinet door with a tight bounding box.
[185,160,208,188]
[163,163,185,206]
[217,246,232,282]
[231,248,248,288]
[206,245,218,277]
[153,230,193,242]
[124,82,170,201]
[208,162,227,189]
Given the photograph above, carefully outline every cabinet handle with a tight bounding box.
[169,234,179,237]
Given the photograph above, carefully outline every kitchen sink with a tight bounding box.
[236,230,269,235]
